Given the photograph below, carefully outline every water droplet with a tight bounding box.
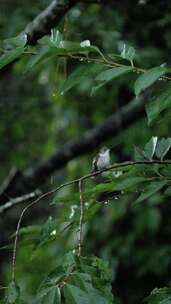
[80,40,91,47]
[50,229,56,236]
[69,205,78,219]
[114,196,119,200]
[61,91,64,96]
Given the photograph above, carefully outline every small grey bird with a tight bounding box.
[91,147,110,173]
[91,147,120,203]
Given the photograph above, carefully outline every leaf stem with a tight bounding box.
[78,179,84,256]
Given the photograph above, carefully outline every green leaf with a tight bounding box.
[63,251,77,273]
[4,33,27,48]
[84,202,101,221]
[164,186,171,197]
[135,180,167,203]
[37,266,65,292]
[37,254,113,304]
[80,257,113,302]
[120,44,135,62]
[134,66,167,96]
[94,182,115,193]
[39,287,61,304]
[63,284,90,304]
[23,46,56,72]
[91,83,105,96]
[41,38,101,56]
[144,137,158,160]
[93,175,147,195]
[63,284,110,304]
[71,273,94,292]
[17,224,41,236]
[61,64,102,94]
[113,176,147,191]
[5,282,20,304]
[38,33,101,55]
[57,41,101,55]
[134,145,147,161]
[91,256,113,282]
[36,216,57,248]
[146,86,171,125]
[0,47,24,70]
[155,138,171,160]
[95,66,133,82]
[145,287,171,303]
[25,35,102,73]
[50,30,62,47]
[91,66,133,94]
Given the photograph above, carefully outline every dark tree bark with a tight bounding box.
[25,0,79,45]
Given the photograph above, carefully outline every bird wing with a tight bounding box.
[91,156,98,173]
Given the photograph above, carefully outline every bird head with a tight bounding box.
[99,146,110,155]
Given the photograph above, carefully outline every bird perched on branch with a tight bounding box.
[91,147,110,174]
[91,147,121,203]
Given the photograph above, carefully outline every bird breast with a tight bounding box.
[97,150,110,169]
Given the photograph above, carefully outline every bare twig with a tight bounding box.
[0,190,41,214]
[11,201,36,282]
[78,179,84,256]
[0,286,7,290]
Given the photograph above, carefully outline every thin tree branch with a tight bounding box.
[0,190,41,214]
[78,179,84,256]
[0,286,7,290]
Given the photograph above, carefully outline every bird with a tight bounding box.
[91,147,121,203]
[91,147,110,174]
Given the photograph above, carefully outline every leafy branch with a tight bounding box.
[11,158,171,283]
[68,53,171,82]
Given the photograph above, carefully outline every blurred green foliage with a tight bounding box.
[1,1,171,303]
